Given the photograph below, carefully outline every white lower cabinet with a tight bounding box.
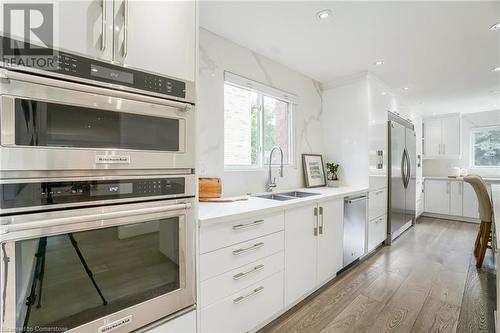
[146,310,196,333]
[200,272,284,333]
[368,188,387,220]
[463,182,480,219]
[367,215,387,253]
[424,179,483,221]
[284,199,343,307]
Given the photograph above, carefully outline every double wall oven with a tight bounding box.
[1,37,196,333]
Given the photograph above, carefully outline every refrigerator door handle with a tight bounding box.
[401,149,407,188]
[405,147,411,187]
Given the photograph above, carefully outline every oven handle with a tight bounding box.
[0,203,191,234]
[0,69,193,111]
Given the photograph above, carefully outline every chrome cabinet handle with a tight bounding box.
[232,220,264,230]
[233,286,264,304]
[346,196,368,204]
[233,264,264,280]
[438,144,441,155]
[313,207,318,236]
[375,189,384,195]
[101,0,107,51]
[319,206,324,235]
[446,182,450,194]
[443,144,445,155]
[123,0,129,57]
[232,242,264,256]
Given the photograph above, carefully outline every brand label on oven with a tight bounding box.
[97,315,133,333]
[95,155,131,164]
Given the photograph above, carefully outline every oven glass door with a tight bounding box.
[11,215,185,331]
[13,98,183,152]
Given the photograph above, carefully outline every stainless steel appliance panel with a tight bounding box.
[0,198,195,333]
[389,121,407,238]
[405,127,417,220]
[0,71,194,172]
[343,195,368,267]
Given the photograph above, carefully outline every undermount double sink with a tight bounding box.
[256,191,320,201]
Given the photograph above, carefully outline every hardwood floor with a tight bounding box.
[259,217,496,333]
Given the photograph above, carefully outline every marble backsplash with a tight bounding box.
[197,28,324,196]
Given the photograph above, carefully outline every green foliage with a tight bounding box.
[326,162,340,180]
[474,128,500,166]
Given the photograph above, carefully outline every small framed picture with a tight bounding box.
[302,154,326,188]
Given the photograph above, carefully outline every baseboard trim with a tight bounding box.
[421,212,480,224]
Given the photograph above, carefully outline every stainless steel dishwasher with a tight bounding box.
[343,194,368,267]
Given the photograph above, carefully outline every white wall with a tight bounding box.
[423,109,500,177]
[197,28,324,196]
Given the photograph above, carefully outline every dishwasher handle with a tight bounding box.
[345,196,368,204]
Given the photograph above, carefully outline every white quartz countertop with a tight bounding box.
[424,176,500,183]
[491,184,500,250]
[198,186,368,225]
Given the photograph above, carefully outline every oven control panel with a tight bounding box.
[1,177,187,213]
[1,36,190,101]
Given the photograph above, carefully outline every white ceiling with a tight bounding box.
[199,1,500,116]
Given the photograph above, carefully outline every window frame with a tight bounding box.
[223,77,296,171]
[470,125,500,169]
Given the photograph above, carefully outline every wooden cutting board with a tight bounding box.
[199,177,222,199]
[199,196,248,203]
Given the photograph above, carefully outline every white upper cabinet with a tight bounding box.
[113,0,196,81]
[424,115,460,159]
[38,0,114,61]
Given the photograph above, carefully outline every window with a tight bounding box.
[471,126,500,167]
[223,73,295,168]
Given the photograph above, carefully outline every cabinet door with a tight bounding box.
[284,204,317,307]
[450,181,463,216]
[463,182,480,219]
[441,116,460,157]
[147,310,196,333]
[424,180,450,214]
[317,199,343,284]
[5,0,114,60]
[424,118,442,157]
[367,215,387,253]
[113,0,196,81]
[51,0,113,60]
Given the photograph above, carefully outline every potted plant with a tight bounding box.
[326,162,340,187]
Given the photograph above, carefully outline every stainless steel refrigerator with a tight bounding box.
[387,112,416,243]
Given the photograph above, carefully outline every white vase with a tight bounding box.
[327,180,340,187]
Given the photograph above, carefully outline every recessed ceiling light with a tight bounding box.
[403,87,409,91]
[317,9,332,20]
[492,66,500,72]
[490,22,500,31]
[491,89,500,94]
[374,60,384,66]
[381,91,387,96]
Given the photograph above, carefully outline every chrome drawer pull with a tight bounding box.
[233,286,265,304]
[232,242,264,256]
[232,219,264,230]
[233,264,265,280]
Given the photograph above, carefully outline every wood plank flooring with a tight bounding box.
[259,217,496,333]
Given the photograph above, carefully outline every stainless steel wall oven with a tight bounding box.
[0,70,195,177]
[0,174,196,333]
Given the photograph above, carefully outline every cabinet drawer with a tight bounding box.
[200,231,284,281]
[200,251,284,308]
[200,212,284,254]
[369,188,387,220]
[367,214,386,253]
[200,271,284,333]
